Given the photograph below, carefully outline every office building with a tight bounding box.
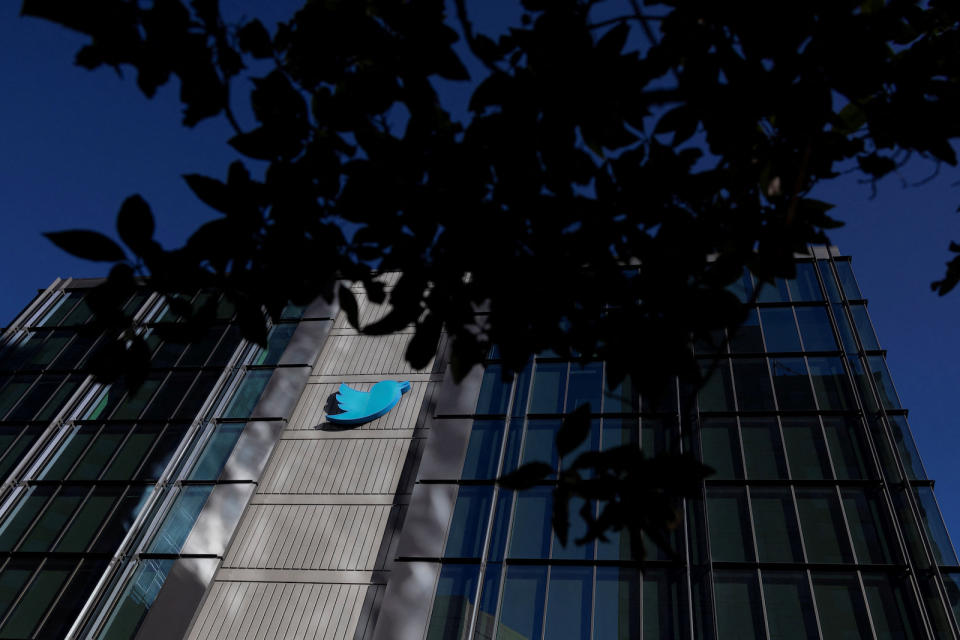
[0,247,958,638]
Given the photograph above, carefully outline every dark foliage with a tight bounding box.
[24,0,960,555]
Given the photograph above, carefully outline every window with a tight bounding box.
[811,573,873,640]
[713,571,765,640]
[795,306,837,351]
[760,308,802,352]
[707,488,754,562]
[796,489,853,563]
[426,564,479,640]
[543,567,592,640]
[761,571,819,640]
[750,488,804,563]
[770,358,816,411]
[498,566,547,640]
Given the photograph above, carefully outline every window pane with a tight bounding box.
[509,486,552,559]
[552,497,594,560]
[757,277,790,303]
[788,262,824,301]
[500,419,524,476]
[0,377,33,419]
[0,487,53,551]
[511,361,533,417]
[601,417,637,451]
[850,305,880,350]
[848,356,878,413]
[867,356,901,410]
[102,423,164,481]
[110,374,163,421]
[38,424,97,481]
[96,558,174,640]
[253,323,296,366]
[594,567,641,640]
[563,419,600,471]
[914,487,959,566]
[208,324,242,367]
[0,559,39,621]
[36,558,110,639]
[713,571,765,640]
[137,423,188,480]
[498,565,547,640]
[726,268,754,303]
[770,357,816,411]
[35,374,82,422]
[175,371,220,421]
[38,291,83,327]
[732,358,775,411]
[834,260,863,300]
[521,419,560,474]
[887,415,926,480]
[19,486,86,552]
[566,362,602,413]
[146,485,213,554]
[7,374,66,421]
[782,417,832,480]
[178,325,225,367]
[476,365,512,415]
[833,305,859,353]
[487,491,513,562]
[57,487,122,553]
[818,261,842,302]
[24,331,71,369]
[141,371,196,421]
[461,420,505,480]
[842,489,896,565]
[699,418,743,480]
[444,486,493,558]
[528,362,567,413]
[0,558,76,639]
[707,488,754,562]
[811,573,873,640]
[92,486,153,553]
[740,418,788,479]
[605,373,638,414]
[863,573,920,639]
[760,308,802,352]
[188,422,246,481]
[69,424,128,481]
[730,309,763,353]
[761,571,819,640]
[751,488,804,563]
[796,489,853,563]
[644,569,689,640]
[0,426,43,480]
[475,564,501,640]
[807,357,856,410]
[698,361,734,412]
[822,416,871,480]
[426,564,479,640]
[222,369,272,419]
[544,566,591,640]
[795,306,837,351]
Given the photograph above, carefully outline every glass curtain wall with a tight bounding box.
[0,287,299,639]
[424,257,960,639]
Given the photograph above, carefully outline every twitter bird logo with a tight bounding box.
[327,380,411,425]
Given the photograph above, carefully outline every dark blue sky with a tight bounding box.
[5,3,960,543]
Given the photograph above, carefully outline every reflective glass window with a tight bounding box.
[25,331,72,369]
[914,487,959,566]
[0,558,76,638]
[726,268,754,303]
[795,306,837,351]
[141,372,196,421]
[19,486,86,552]
[850,305,880,350]
[476,365,512,415]
[796,489,853,563]
[811,573,873,640]
[751,488,804,563]
[500,419,524,476]
[521,419,560,474]
[713,571,765,640]
[38,291,84,327]
[698,361,734,412]
[221,369,272,419]
[511,362,533,417]
[770,357,815,410]
[444,486,493,558]
[498,565,547,640]
[740,418,788,479]
[863,573,920,639]
[562,419,600,471]
[818,261,842,302]
[111,374,163,421]
[8,374,69,422]
[0,426,43,480]
[761,308,802,352]
[528,362,567,413]
[0,559,38,621]
[730,309,763,353]
[102,424,163,481]
[601,417,637,450]
[848,356,879,413]
[707,488,754,562]
[593,567,641,640]
[566,362,602,413]
[0,377,33,419]
[842,489,896,565]
[178,325,225,367]
[604,373,638,414]
[35,375,82,422]
[887,415,926,480]
[91,486,153,553]
[137,423,188,480]
[0,487,52,551]
[70,424,128,481]
[188,422,246,481]
[643,570,689,640]
[146,485,213,554]
[807,357,856,410]
[642,417,672,458]
[175,371,220,420]
[252,323,296,366]
[761,571,819,640]
[757,277,790,303]
[834,260,863,300]
[822,416,871,480]
[832,305,859,353]
[543,566,591,640]
[552,496,594,560]
[782,417,832,480]
[509,486,552,558]
[96,558,174,640]
[867,356,901,410]
[462,420,505,480]
[475,564,501,640]
[788,262,824,301]
[208,324,243,367]
[699,418,743,479]
[57,487,122,553]
[425,564,479,640]
[732,358,775,411]
[487,491,512,562]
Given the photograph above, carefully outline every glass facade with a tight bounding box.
[0,286,299,639]
[425,256,960,639]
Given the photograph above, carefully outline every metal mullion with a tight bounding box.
[539,564,552,640]
[854,569,882,640]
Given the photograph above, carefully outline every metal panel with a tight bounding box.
[181,484,257,556]
[312,333,434,376]
[186,581,378,640]
[370,561,440,640]
[278,319,334,367]
[220,420,286,483]
[416,418,472,482]
[287,380,430,431]
[393,483,457,559]
[433,362,484,416]
[222,504,404,570]
[258,438,411,495]
[250,365,312,420]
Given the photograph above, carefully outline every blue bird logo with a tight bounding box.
[327,380,411,425]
